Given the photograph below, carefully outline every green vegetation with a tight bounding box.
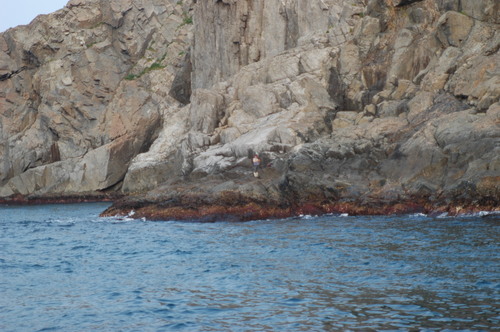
[146,62,165,72]
[178,12,193,29]
[124,55,167,81]
[183,15,193,25]
[125,73,138,80]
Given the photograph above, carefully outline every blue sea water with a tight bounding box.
[0,203,499,331]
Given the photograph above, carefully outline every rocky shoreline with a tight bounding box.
[1,186,497,221]
[99,174,499,221]
[0,193,119,206]
[101,200,500,222]
[1,190,497,221]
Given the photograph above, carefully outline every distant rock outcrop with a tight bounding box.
[1,0,499,218]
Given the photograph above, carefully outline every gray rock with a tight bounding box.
[0,0,194,196]
[436,11,474,48]
[1,0,498,215]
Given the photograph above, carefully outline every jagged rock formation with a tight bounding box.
[0,0,194,197]
[1,0,499,218]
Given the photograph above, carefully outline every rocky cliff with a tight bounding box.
[0,0,193,198]
[1,0,499,218]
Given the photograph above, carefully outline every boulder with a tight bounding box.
[436,11,474,48]
[189,89,225,134]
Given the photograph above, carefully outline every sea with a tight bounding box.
[0,203,498,331]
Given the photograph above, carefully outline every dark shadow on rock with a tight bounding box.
[169,52,192,105]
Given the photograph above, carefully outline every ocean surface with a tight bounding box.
[0,203,498,331]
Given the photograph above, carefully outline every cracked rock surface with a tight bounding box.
[1,0,499,218]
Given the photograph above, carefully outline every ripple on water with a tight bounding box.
[0,204,499,331]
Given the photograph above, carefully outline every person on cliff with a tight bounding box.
[252,153,261,178]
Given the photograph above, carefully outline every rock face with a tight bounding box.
[1,0,499,218]
[0,0,194,197]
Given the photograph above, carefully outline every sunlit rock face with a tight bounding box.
[1,0,499,218]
